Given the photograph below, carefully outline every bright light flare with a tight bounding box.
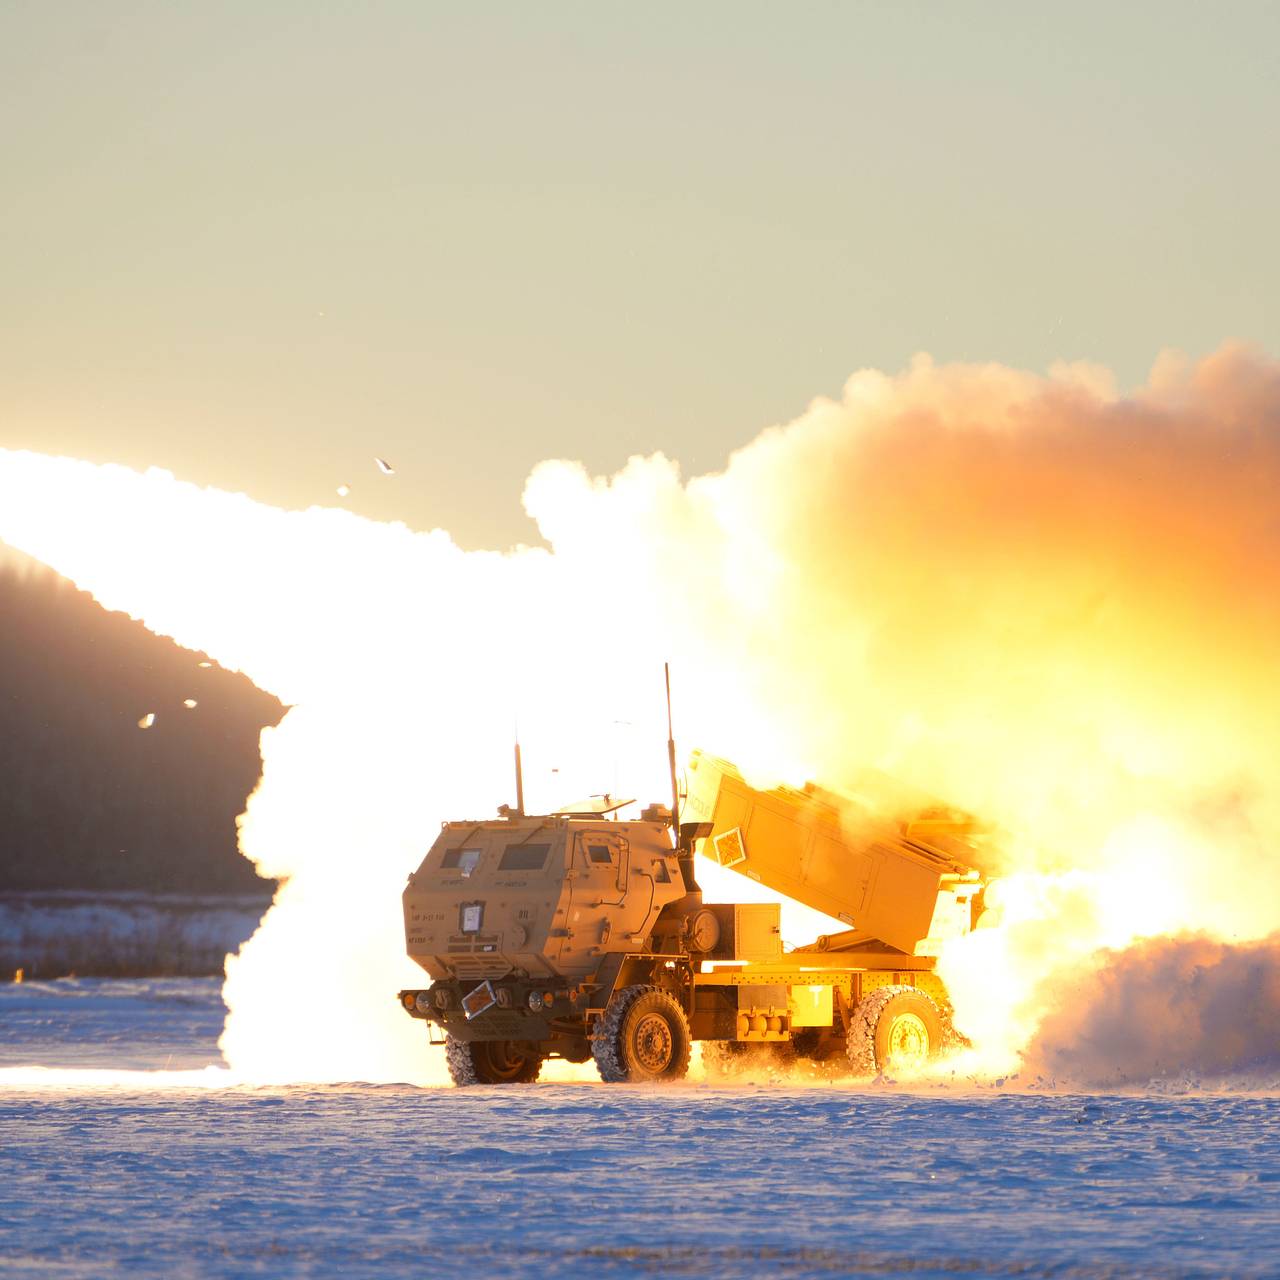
[2,342,1279,1088]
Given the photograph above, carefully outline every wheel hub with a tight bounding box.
[885,1012,930,1068]
[633,1012,674,1072]
[480,1041,530,1081]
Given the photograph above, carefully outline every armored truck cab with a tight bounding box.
[401,807,697,1080]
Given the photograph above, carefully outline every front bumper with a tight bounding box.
[397,980,572,1043]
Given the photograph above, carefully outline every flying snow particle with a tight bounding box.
[138,713,155,729]
[336,484,351,498]
[374,458,395,476]
[197,660,212,669]
[183,699,198,709]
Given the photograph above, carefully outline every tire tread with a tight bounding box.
[846,984,945,1077]
[593,984,691,1083]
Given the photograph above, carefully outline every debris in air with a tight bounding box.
[375,457,395,475]
[138,713,155,729]
[336,484,351,498]
[183,699,198,709]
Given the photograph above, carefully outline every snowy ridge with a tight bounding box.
[0,891,269,978]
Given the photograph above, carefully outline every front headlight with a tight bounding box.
[527,991,545,1012]
[415,992,433,1014]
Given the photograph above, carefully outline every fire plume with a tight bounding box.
[2,341,1278,1087]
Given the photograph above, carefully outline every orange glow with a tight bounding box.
[2,342,1278,1086]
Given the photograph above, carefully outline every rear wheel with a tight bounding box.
[846,985,945,1077]
[593,985,692,1083]
[701,1040,794,1080]
[445,1036,543,1086]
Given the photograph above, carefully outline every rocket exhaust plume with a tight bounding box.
[2,341,1279,1087]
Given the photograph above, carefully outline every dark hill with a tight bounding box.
[0,557,283,893]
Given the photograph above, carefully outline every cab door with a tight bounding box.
[565,830,629,952]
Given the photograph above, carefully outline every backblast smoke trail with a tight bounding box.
[1021,934,1280,1088]
[2,340,1278,1085]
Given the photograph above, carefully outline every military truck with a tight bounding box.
[398,746,990,1086]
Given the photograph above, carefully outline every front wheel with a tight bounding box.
[593,986,692,1083]
[445,1036,543,1086]
[846,985,945,1077]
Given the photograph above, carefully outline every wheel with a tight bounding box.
[700,1040,749,1079]
[786,1028,852,1081]
[846,985,945,1077]
[445,1036,543,1085]
[593,985,692,1083]
[700,1040,794,1080]
[790,1028,844,1064]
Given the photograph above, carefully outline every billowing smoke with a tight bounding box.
[1021,933,1280,1088]
[2,341,1278,1085]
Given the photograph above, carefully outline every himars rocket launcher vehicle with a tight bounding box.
[397,682,990,1084]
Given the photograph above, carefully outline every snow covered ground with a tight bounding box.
[1,980,1278,1278]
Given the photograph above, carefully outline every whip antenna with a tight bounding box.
[665,662,680,838]
[513,724,526,817]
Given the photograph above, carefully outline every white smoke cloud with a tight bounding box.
[2,341,1279,1085]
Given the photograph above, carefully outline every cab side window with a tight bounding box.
[440,847,481,876]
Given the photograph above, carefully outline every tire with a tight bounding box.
[593,985,692,1083]
[790,1028,843,1064]
[701,1040,794,1080]
[700,1040,748,1079]
[445,1036,543,1086]
[846,985,945,1077]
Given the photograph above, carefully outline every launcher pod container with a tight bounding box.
[398,752,990,1085]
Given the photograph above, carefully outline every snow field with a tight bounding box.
[1,979,1278,1278]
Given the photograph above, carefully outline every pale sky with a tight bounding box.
[3,1,1278,548]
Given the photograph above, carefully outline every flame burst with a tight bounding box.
[2,343,1278,1088]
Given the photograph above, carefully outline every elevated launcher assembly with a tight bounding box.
[682,750,987,959]
[398,745,992,1085]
